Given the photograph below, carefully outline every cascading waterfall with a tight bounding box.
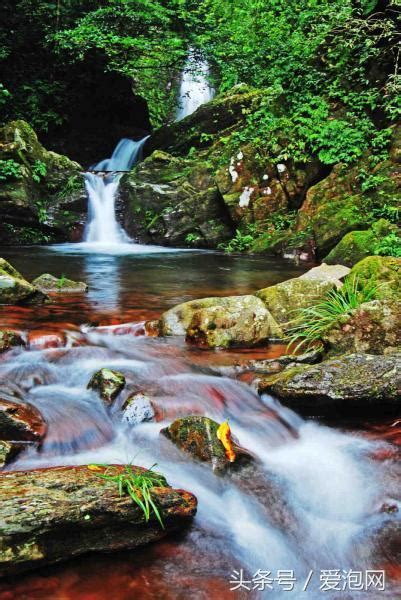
[176,48,215,121]
[84,137,149,245]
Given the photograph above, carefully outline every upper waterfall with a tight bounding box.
[175,49,215,121]
[83,136,149,245]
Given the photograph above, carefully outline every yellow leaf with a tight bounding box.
[216,421,236,463]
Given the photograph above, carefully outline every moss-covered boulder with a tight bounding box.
[32,273,88,294]
[324,219,400,266]
[323,299,401,355]
[0,120,85,245]
[0,258,48,305]
[0,465,197,576]
[87,368,126,406]
[119,150,233,248]
[161,416,246,472]
[350,256,401,300]
[160,295,283,348]
[259,353,400,418]
[0,329,25,353]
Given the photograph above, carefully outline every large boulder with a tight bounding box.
[160,295,283,348]
[32,273,88,294]
[324,219,400,267]
[0,258,48,305]
[0,465,197,576]
[349,256,401,300]
[260,353,400,418]
[87,369,126,406]
[323,299,401,355]
[119,150,233,248]
[0,398,47,441]
[0,120,85,245]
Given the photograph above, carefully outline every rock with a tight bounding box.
[122,393,155,425]
[299,263,350,283]
[244,348,323,374]
[323,299,401,355]
[0,120,85,246]
[119,151,233,248]
[27,330,67,350]
[87,368,126,405]
[324,220,399,267]
[0,440,24,468]
[0,329,25,353]
[0,258,49,305]
[0,398,47,441]
[255,275,336,331]
[260,353,401,418]
[161,416,248,472]
[160,295,283,348]
[0,465,197,576]
[349,256,401,300]
[31,274,88,293]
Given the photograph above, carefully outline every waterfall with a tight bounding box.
[83,137,149,245]
[175,49,215,121]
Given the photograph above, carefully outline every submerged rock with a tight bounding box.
[323,299,401,355]
[260,353,401,418]
[160,295,283,348]
[32,273,88,294]
[122,393,155,425]
[0,398,47,441]
[161,416,250,472]
[0,258,49,305]
[0,329,25,353]
[87,368,126,406]
[0,465,197,576]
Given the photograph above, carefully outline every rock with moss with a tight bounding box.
[0,464,197,576]
[0,441,24,468]
[32,273,88,294]
[160,295,283,348]
[255,276,337,331]
[0,329,25,353]
[88,368,126,406]
[0,258,49,305]
[349,256,401,300]
[259,353,400,418]
[119,150,233,248]
[0,120,85,245]
[324,220,400,266]
[161,416,248,472]
[323,299,401,355]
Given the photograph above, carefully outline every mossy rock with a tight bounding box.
[324,220,399,267]
[350,256,401,300]
[87,368,126,406]
[0,330,25,353]
[32,274,88,294]
[0,258,49,305]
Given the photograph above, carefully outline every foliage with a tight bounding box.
[89,463,165,528]
[0,159,21,182]
[34,200,48,224]
[57,274,67,289]
[287,276,380,352]
[185,232,202,245]
[374,232,401,257]
[32,159,47,183]
[219,228,254,253]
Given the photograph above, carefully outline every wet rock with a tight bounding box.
[323,299,401,355]
[255,275,337,331]
[365,520,401,565]
[87,368,126,406]
[0,329,25,353]
[161,416,251,473]
[0,258,49,305]
[27,330,67,350]
[260,353,401,418]
[145,319,162,337]
[0,440,24,468]
[123,393,155,425]
[160,295,283,348]
[0,465,197,576]
[0,398,47,441]
[244,348,323,374]
[349,256,401,300]
[32,274,88,294]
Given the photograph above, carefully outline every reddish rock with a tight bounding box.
[28,330,67,350]
[0,398,47,441]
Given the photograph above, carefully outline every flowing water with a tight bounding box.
[0,247,400,599]
[176,49,215,121]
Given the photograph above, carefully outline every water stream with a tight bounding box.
[176,49,215,121]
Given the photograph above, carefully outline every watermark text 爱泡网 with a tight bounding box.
[229,569,385,593]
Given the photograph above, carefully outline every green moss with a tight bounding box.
[350,256,401,300]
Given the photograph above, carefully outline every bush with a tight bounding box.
[0,159,22,182]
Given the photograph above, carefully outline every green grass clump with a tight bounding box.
[90,464,166,528]
[287,276,380,352]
